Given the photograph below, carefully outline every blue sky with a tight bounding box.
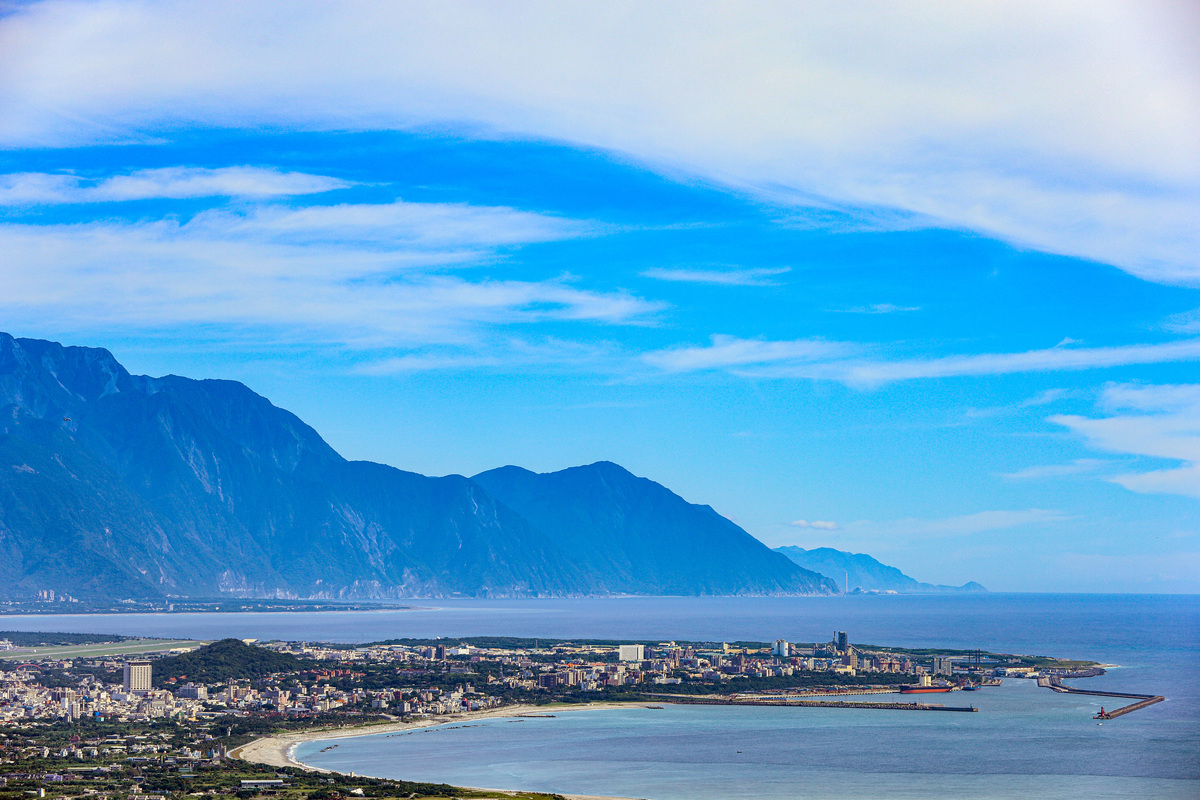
[1,2,1199,592]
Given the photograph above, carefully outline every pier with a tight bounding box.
[1037,676,1165,720]
[646,694,978,712]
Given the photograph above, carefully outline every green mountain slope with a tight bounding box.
[152,639,307,685]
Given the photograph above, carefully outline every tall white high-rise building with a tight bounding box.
[123,660,152,694]
[618,644,645,661]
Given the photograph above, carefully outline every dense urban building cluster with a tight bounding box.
[264,633,934,695]
[1,631,1073,729]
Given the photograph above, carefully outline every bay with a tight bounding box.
[5,594,1198,799]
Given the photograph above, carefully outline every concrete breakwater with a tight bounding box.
[744,688,901,698]
[648,694,978,712]
[1093,696,1165,720]
[1038,676,1165,720]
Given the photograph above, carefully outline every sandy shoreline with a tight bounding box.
[232,702,645,800]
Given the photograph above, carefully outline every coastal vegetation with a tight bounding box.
[152,640,310,686]
[0,717,565,800]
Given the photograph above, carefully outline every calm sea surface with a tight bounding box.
[5,595,1198,799]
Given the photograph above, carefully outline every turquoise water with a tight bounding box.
[296,688,1196,800]
[7,595,1198,798]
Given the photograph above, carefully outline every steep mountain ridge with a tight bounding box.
[0,332,834,599]
[474,463,836,595]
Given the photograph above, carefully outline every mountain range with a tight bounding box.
[774,546,986,594]
[0,333,836,600]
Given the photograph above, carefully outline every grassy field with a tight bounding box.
[0,638,206,660]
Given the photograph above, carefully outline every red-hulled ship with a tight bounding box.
[899,684,954,694]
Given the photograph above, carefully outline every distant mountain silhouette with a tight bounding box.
[774,546,986,594]
[0,332,836,600]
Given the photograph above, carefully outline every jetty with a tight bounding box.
[1038,676,1164,720]
[646,694,978,712]
[745,688,901,698]
[1093,696,1165,720]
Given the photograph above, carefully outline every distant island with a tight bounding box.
[0,333,835,601]
[774,546,987,594]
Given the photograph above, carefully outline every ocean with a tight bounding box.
[5,594,1197,799]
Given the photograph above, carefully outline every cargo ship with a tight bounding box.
[899,684,954,694]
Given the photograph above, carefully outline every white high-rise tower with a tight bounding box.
[123,660,152,694]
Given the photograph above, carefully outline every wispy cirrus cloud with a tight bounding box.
[0,167,350,205]
[0,199,657,345]
[643,334,857,373]
[788,519,840,531]
[185,199,600,249]
[830,303,920,314]
[832,340,1200,386]
[641,266,790,286]
[1000,459,1111,480]
[1,2,1196,282]
[1162,307,1200,333]
[644,335,1200,387]
[1053,383,1200,499]
[355,338,622,374]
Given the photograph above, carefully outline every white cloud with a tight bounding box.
[0,201,659,345]
[641,266,790,286]
[643,335,858,373]
[832,340,1200,386]
[1052,383,1200,498]
[185,200,599,249]
[1163,307,1200,333]
[0,1,1197,282]
[788,519,840,531]
[644,335,1200,387]
[0,167,349,204]
[1019,388,1071,407]
[832,303,921,314]
[355,338,620,374]
[1000,459,1111,480]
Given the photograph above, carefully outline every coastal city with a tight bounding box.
[1,631,1066,725]
[0,629,1159,800]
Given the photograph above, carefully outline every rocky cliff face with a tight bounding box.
[0,333,836,599]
